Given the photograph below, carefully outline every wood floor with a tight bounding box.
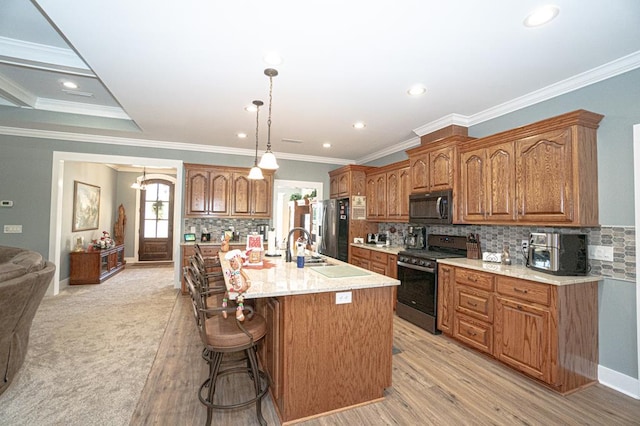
[131,293,640,425]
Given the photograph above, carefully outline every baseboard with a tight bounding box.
[598,365,640,399]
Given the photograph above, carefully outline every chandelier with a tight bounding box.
[258,68,279,170]
[130,167,147,190]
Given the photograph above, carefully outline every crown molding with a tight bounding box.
[0,125,353,165]
[356,136,420,164]
[34,97,131,120]
[0,73,36,107]
[0,36,89,70]
[468,50,640,126]
[413,113,470,137]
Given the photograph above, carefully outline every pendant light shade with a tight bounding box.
[258,68,279,170]
[248,100,264,180]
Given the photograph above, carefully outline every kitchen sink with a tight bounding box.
[303,255,336,267]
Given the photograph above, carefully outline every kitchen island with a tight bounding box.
[221,254,400,425]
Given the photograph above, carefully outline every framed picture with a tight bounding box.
[184,233,196,242]
[72,181,100,232]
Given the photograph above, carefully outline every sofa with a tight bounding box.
[0,245,56,396]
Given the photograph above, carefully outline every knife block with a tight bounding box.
[466,242,481,259]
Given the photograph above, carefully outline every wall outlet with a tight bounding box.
[588,245,614,262]
[521,240,529,252]
[336,291,352,304]
[3,225,22,233]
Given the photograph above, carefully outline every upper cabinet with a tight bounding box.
[365,160,410,222]
[457,110,603,227]
[184,163,274,218]
[328,165,368,199]
[407,135,472,194]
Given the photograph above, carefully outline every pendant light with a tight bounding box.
[248,100,264,180]
[258,68,279,170]
[131,167,147,190]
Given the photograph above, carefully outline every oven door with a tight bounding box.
[396,261,437,316]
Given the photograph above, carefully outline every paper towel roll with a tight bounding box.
[267,230,276,255]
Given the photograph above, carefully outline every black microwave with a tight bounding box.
[408,190,453,224]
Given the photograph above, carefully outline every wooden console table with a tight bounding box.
[70,244,125,284]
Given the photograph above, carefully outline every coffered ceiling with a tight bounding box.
[1,0,639,165]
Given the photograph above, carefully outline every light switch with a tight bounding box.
[588,245,614,262]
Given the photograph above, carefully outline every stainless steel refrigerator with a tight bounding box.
[314,198,349,262]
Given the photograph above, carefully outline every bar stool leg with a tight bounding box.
[202,351,223,426]
[246,346,267,426]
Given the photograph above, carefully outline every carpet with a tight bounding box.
[0,266,177,426]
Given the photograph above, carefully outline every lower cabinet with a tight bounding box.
[257,297,282,403]
[70,244,125,284]
[437,264,598,394]
[349,246,399,309]
[181,245,221,294]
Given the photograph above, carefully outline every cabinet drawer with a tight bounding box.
[496,277,550,306]
[370,251,388,263]
[455,285,493,322]
[351,246,371,259]
[454,314,493,354]
[455,268,494,291]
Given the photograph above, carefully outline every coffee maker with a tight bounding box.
[404,226,426,250]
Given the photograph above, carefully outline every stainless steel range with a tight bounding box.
[396,234,468,334]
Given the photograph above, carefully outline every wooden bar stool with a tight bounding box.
[184,267,269,426]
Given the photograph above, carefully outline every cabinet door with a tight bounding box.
[259,297,281,402]
[486,142,516,222]
[410,153,429,193]
[516,128,573,223]
[494,296,551,383]
[375,173,387,219]
[387,167,409,222]
[365,176,377,218]
[329,175,339,198]
[231,173,251,215]
[209,170,231,215]
[459,149,486,222]
[429,146,454,191]
[252,176,272,217]
[337,173,350,197]
[185,168,210,216]
[437,264,454,335]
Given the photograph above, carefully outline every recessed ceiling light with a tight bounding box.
[61,80,78,89]
[245,104,258,112]
[353,122,366,129]
[524,5,559,27]
[237,132,247,139]
[323,143,331,148]
[263,52,283,66]
[408,85,426,96]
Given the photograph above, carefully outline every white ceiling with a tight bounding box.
[1,0,640,165]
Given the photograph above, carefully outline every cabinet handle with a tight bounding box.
[516,305,523,310]
[467,301,478,307]
[513,287,528,294]
[466,329,477,336]
[468,275,477,282]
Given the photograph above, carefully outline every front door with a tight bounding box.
[139,179,174,261]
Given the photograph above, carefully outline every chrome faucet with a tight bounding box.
[285,227,312,262]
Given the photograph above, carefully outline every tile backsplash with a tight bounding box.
[376,223,635,283]
[184,218,271,242]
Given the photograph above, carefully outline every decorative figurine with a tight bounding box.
[223,250,251,321]
[220,234,231,253]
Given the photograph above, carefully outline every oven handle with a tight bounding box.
[397,261,435,274]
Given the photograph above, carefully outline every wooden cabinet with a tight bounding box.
[440,264,599,394]
[181,244,221,294]
[365,160,410,222]
[328,165,368,199]
[231,172,272,217]
[184,163,273,218]
[70,244,125,284]
[457,110,603,226]
[407,136,469,194]
[460,141,516,223]
[436,263,454,335]
[350,245,371,270]
[257,297,282,403]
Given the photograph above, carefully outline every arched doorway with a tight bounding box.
[138,179,174,261]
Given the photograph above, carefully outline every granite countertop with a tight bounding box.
[220,255,400,299]
[181,240,261,247]
[350,243,405,255]
[437,258,603,286]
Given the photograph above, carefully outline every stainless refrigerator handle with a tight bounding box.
[320,204,327,251]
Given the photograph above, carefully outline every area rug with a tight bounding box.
[0,266,177,426]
